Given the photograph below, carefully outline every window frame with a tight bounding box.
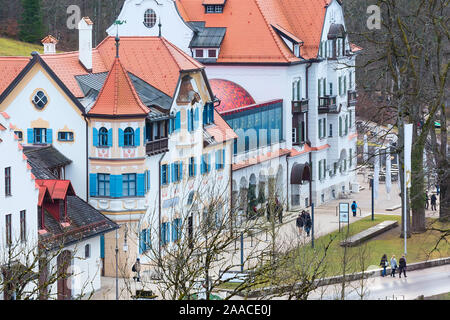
[33,128,46,144]
[85,244,91,258]
[122,173,137,197]
[5,214,12,246]
[143,8,157,28]
[5,167,11,196]
[32,90,48,109]
[124,127,135,147]
[99,127,108,146]
[20,210,26,243]
[58,131,74,142]
[98,173,110,197]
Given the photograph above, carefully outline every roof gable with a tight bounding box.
[88,57,150,116]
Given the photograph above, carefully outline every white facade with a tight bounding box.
[0,61,88,200]
[0,113,39,300]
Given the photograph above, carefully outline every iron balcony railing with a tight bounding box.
[318,96,338,113]
[292,99,309,113]
[348,90,357,106]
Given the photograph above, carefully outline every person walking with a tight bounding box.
[304,211,312,237]
[380,254,388,277]
[296,212,304,235]
[430,194,437,211]
[425,193,429,210]
[390,255,398,277]
[132,258,141,282]
[266,201,272,222]
[398,255,407,278]
[351,201,357,217]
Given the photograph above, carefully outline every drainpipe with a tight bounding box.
[158,152,166,259]
[309,152,313,207]
[83,115,89,201]
[305,62,313,144]
[286,156,289,212]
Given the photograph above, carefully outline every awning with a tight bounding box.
[290,163,311,184]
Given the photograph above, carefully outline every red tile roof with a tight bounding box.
[176,0,330,62]
[206,109,237,143]
[0,57,31,96]
[36,179,75,203]
[210,79,255,113]
[88,57,150,116]
[41,35,58,44]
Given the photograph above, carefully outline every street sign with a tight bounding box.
[339,203,350,232]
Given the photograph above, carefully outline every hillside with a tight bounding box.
[0,37,44,56]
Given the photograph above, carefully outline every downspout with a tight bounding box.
[83,114,89,201]
[305,62,313,144]
[158,152,166,259]
[309,152,313,207]
[286,156,289,212]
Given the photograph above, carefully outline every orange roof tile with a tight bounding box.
[41,35,58,44]
[88,57,150,116]
[0,57,31,96]
[176,0,330,62]
[36,179,75,201]
[96,37,203,97]
[206,110,237,143]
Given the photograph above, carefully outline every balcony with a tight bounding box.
[292,99,309,113]
[318,96,338,113]
[146,137,169,156]
[348,90,357,106]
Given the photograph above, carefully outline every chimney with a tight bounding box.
[78,17,94,71]
[41,35,58,54]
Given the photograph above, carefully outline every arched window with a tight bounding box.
[143,9,157,28]
[124,127,134,146]
[99,127,108,146]
[84,244,90,258]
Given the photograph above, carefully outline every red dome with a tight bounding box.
[210,79,255,113]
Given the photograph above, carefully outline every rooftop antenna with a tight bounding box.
[114,20,127,58]
[158,18,162,37]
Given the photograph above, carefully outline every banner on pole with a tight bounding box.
[404,124,413,188]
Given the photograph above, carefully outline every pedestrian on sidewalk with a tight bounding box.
[304,211,312,237]
[266,201,272,222]
[390,255,398,277]
[132,258,141,282]
[380,254,388,277]
[296,212,304,235]
[425,193,429,210]
[430,194,437,211]
[351,201,357,217]
[398,255,407,278]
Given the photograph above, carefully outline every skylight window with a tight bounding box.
[205,5,223,13]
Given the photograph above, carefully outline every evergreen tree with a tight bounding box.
[19,0,44,43]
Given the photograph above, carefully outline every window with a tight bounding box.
[201,154,210,174]
[318,119,326,139]
[215,5,223,13]
[5,167,11,196]
[161,222,169,245]
[292,127,298,144]
[188,108,195,132]
[143,9,157,28]
[205,5,223,13]
[34,128,46,144]
[208,49,217,58]
[33,90,48,109]
[172,162,182,182]
[84,244,91,258]
[216,149,225,170]
[294,44,300,57]
[123,173,136,197]
[99,127,108,146]
[329,123,333,137]
[172,218,182,242]
[5,214,12,246]
[195,49,204,58]
[124,127,135,146]
[20,210,26,243]
[292,78,301,100]
[58,131,74,142]
[329,82,333,96]
[161,164,169,185]
[98,174,110,197]
[189,157,195,177]
[14,131,23,141]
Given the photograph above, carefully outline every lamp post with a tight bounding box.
[311,203,315,248]
[370,178,374,221]
[115,228,119,300]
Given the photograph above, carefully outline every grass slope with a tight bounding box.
[0,37,44,56]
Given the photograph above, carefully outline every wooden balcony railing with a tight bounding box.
[292,99,309,113]
[318,96,338,113]
[146,137,169,156]
[348,90,357,106]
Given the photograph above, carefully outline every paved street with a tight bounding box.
[308,264,450,300]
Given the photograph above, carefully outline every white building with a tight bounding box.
[108,0,361,208]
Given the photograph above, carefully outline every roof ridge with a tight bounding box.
[117,59,150,114]
[160,37,183,71]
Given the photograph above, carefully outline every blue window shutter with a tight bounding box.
[175,112,181,131]
[27,129,34,144]
[107,129,113,147]
[147,170,151,190]
[137,173,145,196]
[89,173,97,197]
[139,230,144,254]
[135,127,140,146]
[209,103,214,124]
[116,175,123,197]
[119,129,124,147]
[187,110,191,132]
[171,221,175,242]
[160,166,164,185]
[46,129,52,144]
[179,162,183,180]
[203,105,207,125]
[178,219,182,240]
[201,156,205,174]
[100,235,105,258]
[145,229,151,251]
[215,150,219,170]
[168,118,173,134]
[194,107,199,129]
[92,128,98,146]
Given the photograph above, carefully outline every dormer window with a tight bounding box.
[205,5,223,13]
[294,44,300,57]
